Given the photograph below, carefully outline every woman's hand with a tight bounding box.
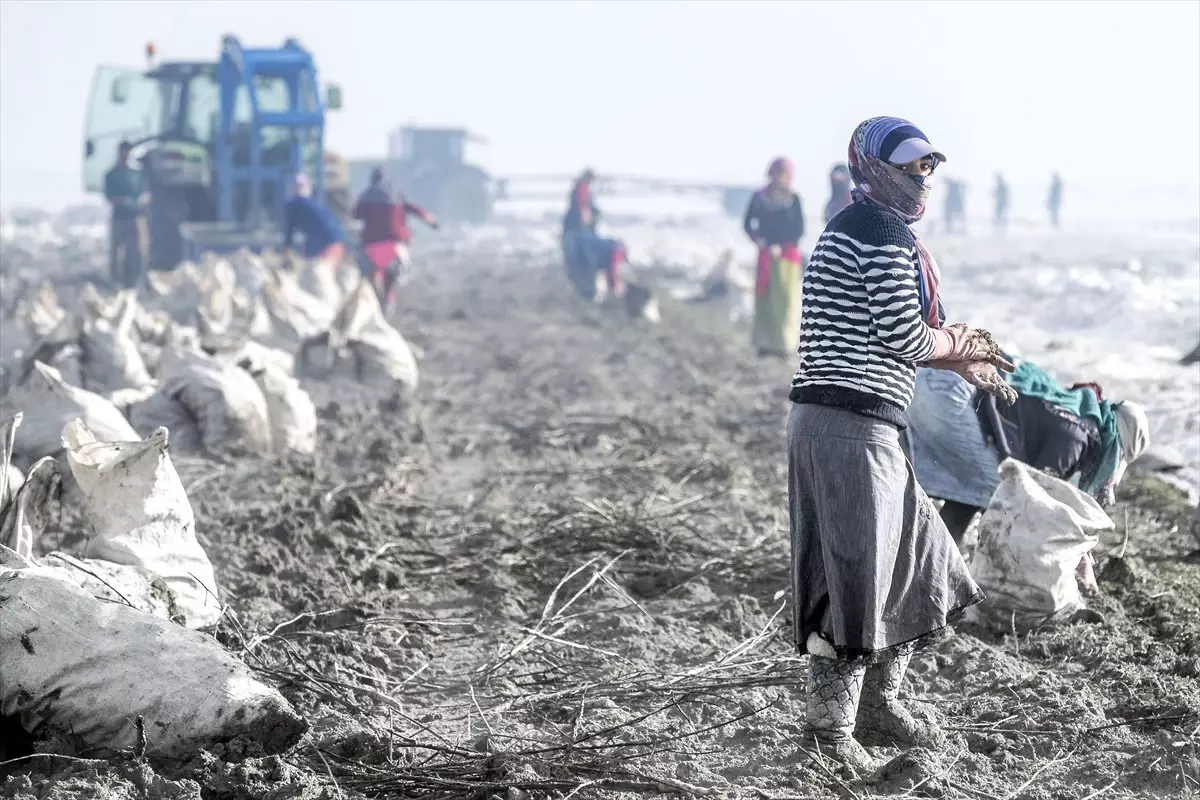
[926,359,1018,404]
[930,324,1016,372]
[956,325,1016,372]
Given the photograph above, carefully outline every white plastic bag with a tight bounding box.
[158,347,272,456]
[0,362,138,463]
[62,419,222,629]
[0,558,307,760]
[967,459,1113,632]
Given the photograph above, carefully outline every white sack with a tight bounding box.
[158,348,271,456]
[262,267,334,343]
[1,413,24,513]
[0,558,308,760]
[967,459,1113,632]
[297,278,419,393]
[238,354,317,456]
[144,264,204,324]
[0,457,60,565]
[78,291,154,393]
[232,341,295,376]
[123,387,204,456]
[299,255,343,311]
[63,419,222,629]
[19,282,66,341]
[0,362,138,463]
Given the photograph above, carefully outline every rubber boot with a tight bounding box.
[855,642,943,748]
[802,656,873,770]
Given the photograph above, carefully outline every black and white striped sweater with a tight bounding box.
[789,201,937,427]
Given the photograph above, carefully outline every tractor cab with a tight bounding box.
[83,37,343,268]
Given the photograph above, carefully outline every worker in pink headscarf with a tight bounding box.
[743,157,805,358]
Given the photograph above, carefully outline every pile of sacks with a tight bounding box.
[1,250,422,466]
[0,415,307,759]
[0,233,423,763]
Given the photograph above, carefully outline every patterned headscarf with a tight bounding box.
[848,117,944,327]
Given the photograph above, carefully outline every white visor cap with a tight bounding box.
[887,138,947,166]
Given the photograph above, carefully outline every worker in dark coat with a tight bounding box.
[282,173,346,269]
[104,141,149,287]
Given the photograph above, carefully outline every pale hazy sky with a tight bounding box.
[1,0,1198,213]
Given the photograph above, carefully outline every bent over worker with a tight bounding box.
[283,173,346,271]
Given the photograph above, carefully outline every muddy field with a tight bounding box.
[2,251,1199,799]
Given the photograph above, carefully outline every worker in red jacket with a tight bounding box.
[353,168,439,311]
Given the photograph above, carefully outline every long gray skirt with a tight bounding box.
[788,403,984,660]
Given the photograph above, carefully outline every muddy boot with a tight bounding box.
[802,656,873,770]
[855,643,944,748]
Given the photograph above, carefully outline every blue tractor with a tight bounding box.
[82,36,347,269]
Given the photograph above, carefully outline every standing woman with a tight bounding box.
[744,158,805,358]
[787,117,1016,768]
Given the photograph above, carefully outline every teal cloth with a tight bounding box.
[1006,361,1121,494]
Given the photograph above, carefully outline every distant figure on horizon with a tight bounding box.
[993,173,1010,229]
[943,179,967,233]
[743,157,804,359]
[1048,172,1064,228]
[824,164,853,223]
[104,141,149,288]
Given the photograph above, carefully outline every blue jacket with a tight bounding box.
[284,196,345,257]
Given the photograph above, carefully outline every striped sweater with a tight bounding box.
[789,201,937,427]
